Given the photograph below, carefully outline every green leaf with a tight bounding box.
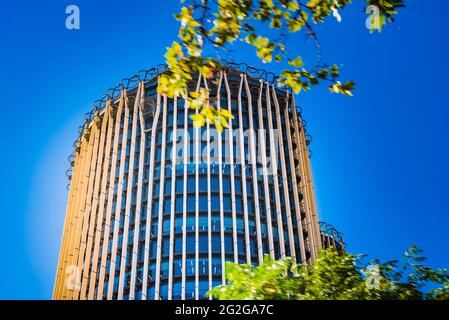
[219,108,234,120]
[190,114,206,128]
[288,56,304,67]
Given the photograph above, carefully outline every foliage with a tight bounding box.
[208,245,449,300]
[157,0,405,131]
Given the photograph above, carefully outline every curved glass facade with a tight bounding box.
[53,67,325,300]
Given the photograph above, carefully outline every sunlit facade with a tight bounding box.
[53,64,332,300]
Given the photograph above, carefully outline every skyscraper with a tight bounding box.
[53,63,341,300]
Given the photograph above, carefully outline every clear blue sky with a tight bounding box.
[0,1,448,299]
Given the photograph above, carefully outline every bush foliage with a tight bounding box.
[209,246,449,300]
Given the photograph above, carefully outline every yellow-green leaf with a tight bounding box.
[190,114,206,128]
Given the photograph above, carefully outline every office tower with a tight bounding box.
[53,63,341,300]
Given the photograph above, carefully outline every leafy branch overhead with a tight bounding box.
[158,0,405,130]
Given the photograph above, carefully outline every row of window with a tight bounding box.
[143,279,221,300]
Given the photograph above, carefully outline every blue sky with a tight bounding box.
[0,1,448,299]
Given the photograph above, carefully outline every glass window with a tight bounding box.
[163,220,170,234]
[147,286,155,300]
[223,178,230,193]
[250,238,257,257]
[212,235,221,253]
[199,281,209,299]
[186,260,195,276]
[149,264,156,281]
[173,282,182,300]
[175,217,183,233]
[249,219,256,234]
[187,196,195,212]
[224,217,233,231]
[247,201,254,215]
[164,199,171,215]
[235,197,243,213]
[154,167,161,179]
[163,238,170,256]
[199,259,208,275]
[211,215,219,231]
[225,235,233,254]
[167,112,174,123]
[199,216,208,231]
[178,113,185,126]
[211,177,219,192]
[246,181,253,196]
[237,238,245,255]
[236,218,244,232]
[211,195,220,210]
[186,236,195,253]
[150,219,157,236]
[174,260,182,277]
[199,235,208,252]
[160,283,168,300]
[174,237,182,255]
[165,181,171,196]
[199,176,207,192]
[166,146,172,161]
[187,177,195,192]
[178,99,185,110]
[176,197,183,213]
[262,239,269,254]
[259,203,266,218]
[199,196,207,212]
[235,180,242,194]
[186,216,195,231]
[223,196,231,212]
[222,164,230,175]
[176,163,183,175]
[185,281,195,299]
[261,223,268,235]
[161,262,169,278]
